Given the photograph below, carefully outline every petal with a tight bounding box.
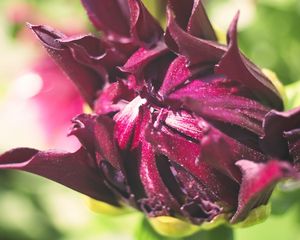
[70,114,145,207]
[215,13,283,110]
[121,42,169,81]
[30,24,103,107]
[260,107,300,160]
[59,35,127,80]
[143,113,222,222]
[69,114,132,202]
[0,147,119,205]
[94,81,135,115]
[159,56,269,136]
[158,56,191,97]
[162,110,206,141]
[106,38,138,59]
[69,114,97,156]
[199,125,265,182]
[183,94,269,136]
[139,141,181,217]
[139,139,221,223]
[113,96,146,149]
[162,111,265,182]
[81,0,131,38]
[285,129,300,169]
[160,57,255,104]
[70,114,121,169]
[231,159,294,223]
[94,116,123,169]
[167,0,194,30]
[146,113,239,207]
[168,0,217,40]
[165,7,225,66]
[128,0,163,47]
[170,163,222,224]
[142,52,175,91]
[122,46,164,73]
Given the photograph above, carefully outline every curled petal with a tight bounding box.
[95,116,122,169]
[199,125,267,184]
[160,57,253,103]
[81,0,131,38]
[59,35,127,79]
[215,13,283,110]
[231,159,294,223]
[128,0,163,47]
[70,115,133,203]
[30,24,103,107]
[167,0,194,30]
[0,148,119,205]
[121,42,170,85]
[70,114,121,169]
[261,107,300,160]
[200,131,244,183]
[168,0,217,40]
[69,114,97,156]
[165,7,225,66]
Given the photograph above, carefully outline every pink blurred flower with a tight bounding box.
[30,57,84,149]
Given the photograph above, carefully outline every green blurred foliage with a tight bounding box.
[286,80,300,109]
[206,0,300,85]
[238,0,300,85]
[235,188,300,240]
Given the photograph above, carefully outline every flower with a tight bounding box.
[0,0,299,236]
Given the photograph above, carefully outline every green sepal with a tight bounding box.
[232,204,271,228]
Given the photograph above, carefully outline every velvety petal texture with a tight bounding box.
[29,24,104,107]
[81,0,131,38]
[215,13,283,110]
[128,0,163,47]
[0,148,119,205]
[261,107,300,165]
[232,160,294,223]
[1,0,299,230]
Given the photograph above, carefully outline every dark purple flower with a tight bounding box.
[0,0,299,232]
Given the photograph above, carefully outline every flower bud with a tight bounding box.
[0,0,299,234]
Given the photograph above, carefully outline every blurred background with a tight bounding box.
[0,0,300,239]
